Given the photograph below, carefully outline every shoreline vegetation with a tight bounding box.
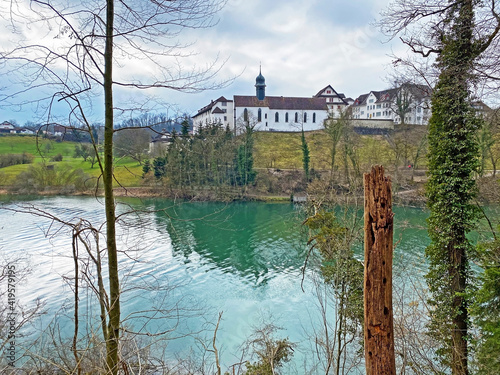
[0,128,498,205]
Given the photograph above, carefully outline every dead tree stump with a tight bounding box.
[364,165,396,375]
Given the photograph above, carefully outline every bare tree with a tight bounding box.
[0,1,228,373]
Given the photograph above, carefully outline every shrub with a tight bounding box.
[11,163,96,194]
[0,152,34,168]
[50,153,63,162]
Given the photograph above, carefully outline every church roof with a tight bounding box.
[234,95,327,111]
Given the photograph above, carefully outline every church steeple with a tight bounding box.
[255,65,266,101]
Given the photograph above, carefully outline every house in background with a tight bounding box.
[0,121,17,133]
[53,125,67,137]
[192,69,347,133]
[149,130,173,157]
[352,83,432,125]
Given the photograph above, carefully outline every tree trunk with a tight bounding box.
[363,165,395,375]
[104,0,120,373]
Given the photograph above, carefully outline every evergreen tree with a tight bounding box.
[301,129,310,181]
[181,117,190,138]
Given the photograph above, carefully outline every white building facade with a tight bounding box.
[193,70,348,133]
[352,84,432,125]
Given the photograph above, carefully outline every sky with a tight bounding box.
[0,0,405,125]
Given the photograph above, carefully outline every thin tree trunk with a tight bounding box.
[363,165,395,375]
[104,0,120,373]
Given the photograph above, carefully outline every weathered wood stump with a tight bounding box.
[364,165,396,375]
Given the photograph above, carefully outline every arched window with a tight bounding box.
[312,113,316,123]
[275,112,279,122]
[244,108,248,122]
[285,112,289,122]
[295,112,298,123]
[303,112,307,123]
[258,108,262,122]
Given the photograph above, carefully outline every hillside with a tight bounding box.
[0,127,430,193]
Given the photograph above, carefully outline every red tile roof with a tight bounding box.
[234,95,327,111]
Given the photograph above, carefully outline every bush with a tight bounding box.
[11,163,96,194]
[50,153,63,162]
[0,152,34,168]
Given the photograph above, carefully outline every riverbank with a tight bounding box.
[1,174,497,206]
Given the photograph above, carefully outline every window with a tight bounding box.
[376,104,381,109]
[285,112,289,122]
[224,116,227,121]
[258,108,262,122]
[376,112,381,117]
[312,113,316,123]
[327,90,332,94]
[244,108,248,122]
[275,112,279,122]
[295,112,298,122]
[369,99,374,103]
[222,102,227,106]
[304,112,307,123]
[265,113,267,119]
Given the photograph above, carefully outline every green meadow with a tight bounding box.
[0,135,143,187]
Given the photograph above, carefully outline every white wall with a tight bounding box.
[234,106,328,132]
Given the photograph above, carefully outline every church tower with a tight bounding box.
[255,66,266,100]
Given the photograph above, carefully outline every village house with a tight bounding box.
[192,69,349,133]
[0,121,17,133]
[351,83,432,125]
[149,130,173,157]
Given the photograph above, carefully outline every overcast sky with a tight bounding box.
[178,0,401,114]
[1,0,406,125]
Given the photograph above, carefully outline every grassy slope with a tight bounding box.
[0,135,143,187]
[253,131,396,173]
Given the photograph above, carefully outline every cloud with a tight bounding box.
[0,0,403,123]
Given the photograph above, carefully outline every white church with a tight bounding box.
[192,69,351,133]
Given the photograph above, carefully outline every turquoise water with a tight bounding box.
[0,196,432,372]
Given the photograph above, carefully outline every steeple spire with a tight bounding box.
[255,65,266,101]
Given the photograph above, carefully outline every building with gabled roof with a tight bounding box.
[352,83,432,125]
[192,96,233,130]
[313,85,350,113]
[0,121,17,133]
[192,69,347,133]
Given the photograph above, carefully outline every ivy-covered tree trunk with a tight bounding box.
[425,2,480,374]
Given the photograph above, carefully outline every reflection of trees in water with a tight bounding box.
[148,200,304,282]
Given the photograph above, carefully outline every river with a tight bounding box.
[1,196,431,373]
